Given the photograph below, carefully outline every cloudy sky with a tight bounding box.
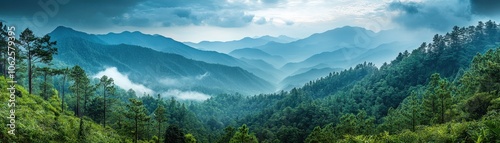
[1,0,499,42]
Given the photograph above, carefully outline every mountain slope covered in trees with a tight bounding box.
[1,21,500,143]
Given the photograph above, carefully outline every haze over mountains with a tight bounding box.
[184,35,297,54]
[47,25,428,97]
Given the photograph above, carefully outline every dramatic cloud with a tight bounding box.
[162,89,210,101]
[387,0,472,31]
[93,67,154,96]
[470,0,500,16]
[387,0,500,32]
[0,0,262,30]
[2,0,498,42]
[0,0,141,29]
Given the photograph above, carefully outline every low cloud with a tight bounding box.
[162,89,211,101]
[159,72,210,86]
[93,67,154,96]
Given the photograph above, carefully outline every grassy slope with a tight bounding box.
[0,76,123,143]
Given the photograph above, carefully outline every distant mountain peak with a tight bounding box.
[51,26,83,34]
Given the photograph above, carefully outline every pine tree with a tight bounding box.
[422,73,441,125]
[19,28,57,94]
[437,79,451,124]
[408,91,420,131]
[164,124,185,143]
[99,75,114,128]
[69,66,89,118]
[154,94,167,143]
[230,124,258,143]
[126,98,151,143]
[36,67,57,100]
[218,126,235,143]
[185,133,197,143]
[54,67,69,112]
[305,126,327,143]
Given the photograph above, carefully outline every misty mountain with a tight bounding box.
[229,48,287,68]
[48,28,275,95]
[350,42,416,67]
[280,47,367,74]
[185,35,296,53]
[278,67,342,91]
[50,26,279,84]
[254,26,378,62]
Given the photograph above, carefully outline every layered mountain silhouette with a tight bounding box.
[48,25,423,94]
[185,35,296,53]
[49,26,275,95]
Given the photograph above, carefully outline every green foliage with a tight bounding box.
[126,98,151,142]
[0,76,123,142]
[230,124,258,143]
[185,133,197,143]
[164,124,185,143]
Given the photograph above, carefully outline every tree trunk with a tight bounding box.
[103,85,106,128]
[135,116,138,143]
[61,71,66,113]
[43,72,47,99]
[158,121,161,143]
[28,48,32,94]
[441,96,445,124]
[76,83,80,117]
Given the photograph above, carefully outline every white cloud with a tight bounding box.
[196,72,210,80]
[159,77,180,86]
[159,72,210,86]
[162,89,211,101]
[93,67,154,96]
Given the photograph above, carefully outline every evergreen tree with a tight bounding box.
[422,73,441,125]
[19,28,57,94]
[69,66,88,118]
[185,133,196,143]
[99,75,115,128]
[305,126,328,143]
[36,67,57,100]
[230,124,258,143]
[154,94,167,143]
[218,126,235,143]
[54,67,69,112]
[126,98,151,143]
[165,124,185,143]
[408,91,420,132]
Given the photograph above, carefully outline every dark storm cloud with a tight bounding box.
[0,0,141,28]
[0,0,268,30]
[387,0,500,32]
[387,0,472,31]
[470,0,500,16]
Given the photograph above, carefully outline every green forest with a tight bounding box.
[1,21,500,143]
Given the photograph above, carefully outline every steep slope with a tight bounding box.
[185,35,296,53]
[0,77,123,142]
[49,35,275,95]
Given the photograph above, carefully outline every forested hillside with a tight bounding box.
[1,20,500,143]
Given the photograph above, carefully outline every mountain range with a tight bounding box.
[48,26,275,95]
[184,35,296,54]
[47,25,424,95]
